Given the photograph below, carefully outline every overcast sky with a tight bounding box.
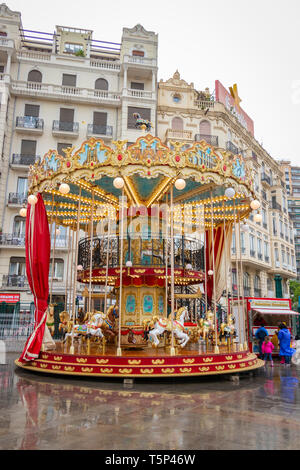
[6,0,300,166]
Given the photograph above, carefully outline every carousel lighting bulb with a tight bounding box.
[28,194,38,205]
[126,260,133,267]
[254,213,262,223]
[59,183,70,195]
[113,177,124,189]
[77,265,83,271]
[186,263,192,270]
[225,187,235,198]
[208,270,214,276]
[250,199,260,210]
[19,207,27,217]
[175,178,186,191]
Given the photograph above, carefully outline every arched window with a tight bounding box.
[27,70,42,83]
[171,117,183,131]
[199,120,211,136]
[95,78,109,91]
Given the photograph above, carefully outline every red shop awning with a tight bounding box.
[252,308,299,315]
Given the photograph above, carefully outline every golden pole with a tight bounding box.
[210,190,219,353]
[223,200,230,352]
[70,187,82,355]
[64,227,72,312]
[233,200,243,351]
[104,209,111,315]
[117,189,124,356]
[170,184,175,356]
[165,192,168,318]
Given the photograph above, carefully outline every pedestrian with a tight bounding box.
[255,323,268,359]
[262,336,274,367]
[277,323,295,366]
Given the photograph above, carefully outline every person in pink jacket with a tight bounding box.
[262,336,275,366]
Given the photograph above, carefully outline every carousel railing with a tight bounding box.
[78,234,204,271]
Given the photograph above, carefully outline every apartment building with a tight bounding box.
[157,71,297,298]
[0,3,158,304]
[279,161,300,280]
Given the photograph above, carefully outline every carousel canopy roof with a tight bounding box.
[28,134,255,229]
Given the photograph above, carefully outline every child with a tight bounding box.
[262,336,274,367]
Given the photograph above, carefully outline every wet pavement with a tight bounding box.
[1,353,300,450]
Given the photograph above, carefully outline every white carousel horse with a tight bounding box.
[292,340,300,366]
[148,306,190,348]
[63,313,104,343]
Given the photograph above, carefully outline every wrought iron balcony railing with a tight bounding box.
[11,154,39,166]
[272,201,282,211]
[194,134,218,146]
[8,193,28,205]
[16,116,44,130]
[226,141,239,155]
[52,120,79,133]
[87,124,113,137]
[2,275,29,288]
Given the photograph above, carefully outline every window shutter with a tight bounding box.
[131,82,144,90]
[27,70,42,82]
[93,112,107,126]
[60,108,74,122]
[57,143,72,156]
[62,74,77,87]
[95,78,109,90]
[25,104,40,117]
[21,140,37,155]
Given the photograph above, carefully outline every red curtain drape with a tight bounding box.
[19,194,50,363]
[206,223,233,304]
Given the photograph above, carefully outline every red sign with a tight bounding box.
[215,80,254,136]
[0,293,20,303]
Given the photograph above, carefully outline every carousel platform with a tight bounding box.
[15,342,264,378]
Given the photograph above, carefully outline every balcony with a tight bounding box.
[165,129,193,141]
[87,124,113,139]
[265,256,270,263]
[250,250,256,257]
[194,134,219,146]
[244,287,251,297]
[11,80,121,106]
[0,37,15,51]
[258,253,263,260]
[263,222,268,229]
[15,116,44,135]
[193,100,215,110]
[7,193,28,207]
[11,154,39,169]
[123,54,157,68]
[226,141,239,155]
[2,275,29,289]
[261,173,271,185]
[0,233,25,247]
[52,120,79,139]
[123,89,155,100]
[254,289,261,297]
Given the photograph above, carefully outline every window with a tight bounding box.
[257,238,262,259]
[95,78,109,91]
[13,216,26,237]
[243,272,250,295]
[131,82,144,90]
[17,177,28,195]
[64,43,84,54]
[231,230,236,253]
[199,120,211,136]
[59,108,75,131]
[250,234,255,256]
[50,258,64,280]
[91,112,108,135]
[57,143,72,157]
[27,70,42,83]
[25,104,40,118]
[127,106,151,129]
[171,117,183,131]
[21,140,37,156]
[62,74,77,87]
[9,257,26,276]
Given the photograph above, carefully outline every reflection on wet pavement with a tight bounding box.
[1,353,300,450]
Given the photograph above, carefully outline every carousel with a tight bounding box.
[15,125,264,378]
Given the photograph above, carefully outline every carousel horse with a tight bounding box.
[292,339,300,366]
[148,306,190,348]
[59,311,72,339]
[63,313,105,343]
[46,304,55,337]
[224,314,236,340]
[202,310,214,340]
[133,112,152,132]
[98,305,119,339]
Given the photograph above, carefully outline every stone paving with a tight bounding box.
[1,352,300,450]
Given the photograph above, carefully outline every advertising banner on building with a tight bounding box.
[0,293,20,303]
[215,80,254,136]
